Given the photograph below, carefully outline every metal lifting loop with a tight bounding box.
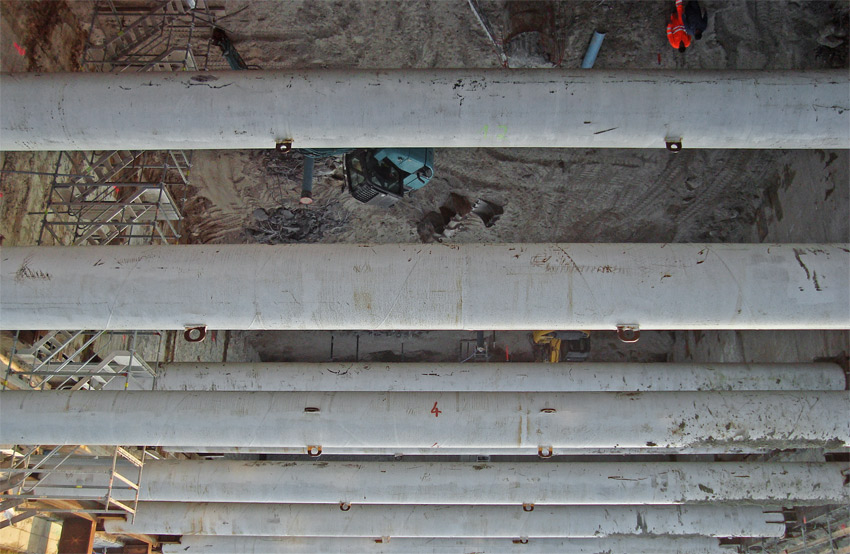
[183,325,207,343]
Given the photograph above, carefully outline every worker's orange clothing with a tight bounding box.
[667,0,692,49]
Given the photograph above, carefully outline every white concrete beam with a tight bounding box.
[156,445,796,455]
[104,503,784,538]
[33,460,849,506]
[1,390,846,451]
[2,243,847,331]
[153,362,848,391]
[1,70,847,150]
[161,536,734,554]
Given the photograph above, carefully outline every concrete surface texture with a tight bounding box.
[0,1,848,551]
[0,1,845,382]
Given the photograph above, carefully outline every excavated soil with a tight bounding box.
[1,0,848,364]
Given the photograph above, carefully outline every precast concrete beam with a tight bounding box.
[1,390,846,451]
[156,445,807,455]
[2,244,847,331]
[1,70,847,150]
[161,536,732,554]
[33,460,850,506]
[103,503,784,538]
[153,362,848,391]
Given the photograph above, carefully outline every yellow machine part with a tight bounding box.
[532,330,562,363]
[533,330,590,363]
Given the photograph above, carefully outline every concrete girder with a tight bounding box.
[1,70,847,150]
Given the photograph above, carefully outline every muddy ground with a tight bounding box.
[0,0,848,365]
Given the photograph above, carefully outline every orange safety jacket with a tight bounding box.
[667,0,692,49]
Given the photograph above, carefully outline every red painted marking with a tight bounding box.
[13,42,26,57]
[430,401,441,417]
[657,53,661,65]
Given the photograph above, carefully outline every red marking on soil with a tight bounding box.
[13,42,26,56]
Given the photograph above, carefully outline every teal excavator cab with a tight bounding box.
[344,148,435,207]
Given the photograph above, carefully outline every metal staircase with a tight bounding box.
[32,1,219,246]
[71,150,145,185]
[0,446,147,528]
[82,0,221,73]
[5,331,158,392]
[38,150,188,247]
[85,0,199,72]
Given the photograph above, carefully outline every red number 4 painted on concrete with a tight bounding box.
[431,401,442,417]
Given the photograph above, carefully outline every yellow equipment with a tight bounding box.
[533,330,591,363]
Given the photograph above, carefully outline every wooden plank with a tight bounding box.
[107,497,136,515]
[115,447,144,468]
[39,499,97,523]
[112,471,140,490]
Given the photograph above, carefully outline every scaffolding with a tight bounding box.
[2,330,160,392]
[0,446,148,528]
[36,150,190,246]
[0,329,159,528]
[80,0,224,74]
[742,504,850,554]
[27,0,231,246]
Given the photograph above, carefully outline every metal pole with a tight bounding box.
[2,390,846,451]
[2,70,847,150]
[103,503,784,537]
[161,536,731,554]
[34,460,850,506]
[2,243,847,331]
[300,156,313,205]
[152,361,848,391]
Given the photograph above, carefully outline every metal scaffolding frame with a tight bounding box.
[0,445,148,528]
[0,4,846,549]
[2,330,159,392]
[80,0,223,74]
[35,150,190,246]
[742,504,850,554]
[27,0,228,247]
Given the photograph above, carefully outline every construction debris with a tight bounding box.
[246,204,346,244]
[417,193,503,242]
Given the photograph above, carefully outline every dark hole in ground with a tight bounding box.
[417,193,504,242]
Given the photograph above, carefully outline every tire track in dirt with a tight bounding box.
[673,152,778,241]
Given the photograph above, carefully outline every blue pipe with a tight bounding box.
[300,156,314,204]
[581,31,606,69]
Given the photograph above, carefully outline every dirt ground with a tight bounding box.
[176,1,850,249]
[0,4,848,551]
[0,0,848,365]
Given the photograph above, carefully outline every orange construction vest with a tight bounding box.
[667,0,692,49]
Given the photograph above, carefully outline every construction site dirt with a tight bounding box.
[0,0,847,367]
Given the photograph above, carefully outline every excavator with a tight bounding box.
[211,28,435,207]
